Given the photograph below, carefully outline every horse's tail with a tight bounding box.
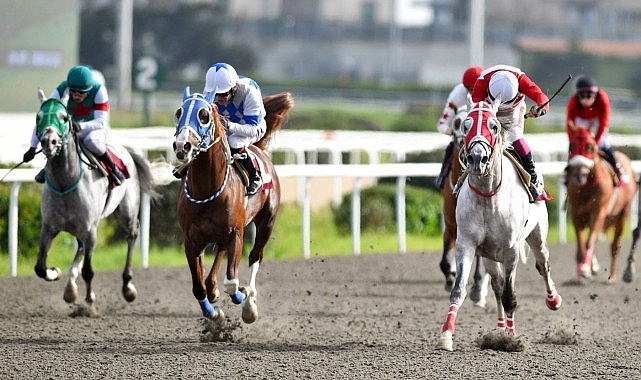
[256,92,294,150]
[128,149,162,203]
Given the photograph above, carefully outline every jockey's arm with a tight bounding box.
[224,91,266,139]
[77,86,110,133]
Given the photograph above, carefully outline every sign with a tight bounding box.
[134,56,160,91]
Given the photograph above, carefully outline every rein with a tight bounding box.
[463,132,504,198]
[182,124,233,204]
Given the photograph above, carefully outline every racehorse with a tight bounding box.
[33,89,159,308]
[438,104,489,307]
[436,100,562,351]
[566,126,637,282]
[173,87,293,323]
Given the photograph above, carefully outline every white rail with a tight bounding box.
[2,162,640,276]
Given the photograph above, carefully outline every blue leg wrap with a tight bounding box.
[230,290,245,305]
[199,298,215,318]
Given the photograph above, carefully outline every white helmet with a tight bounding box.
[203,63,238,94]
[488,71,519,104]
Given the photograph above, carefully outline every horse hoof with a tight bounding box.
[623,266,635,283]
[213,307,225,324]
[436,331,454,351]
[242,306,258,324]
[63,283,78,303]
[122,283,137,302]
[46,267,62,281]
[474,299,487,309]
[546,294,562,310]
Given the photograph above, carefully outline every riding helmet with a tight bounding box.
[462,66,483,89]
[488,71,519,104]
[67,65,94,92]
[575,76,598,93]
[203,63,239,95]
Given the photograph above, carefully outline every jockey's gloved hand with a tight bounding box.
[529,105,546,118]
[23,147,37,163]
[219,116,229,130]
[71,120,82,133]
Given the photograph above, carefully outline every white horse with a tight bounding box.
[436,100,562,351]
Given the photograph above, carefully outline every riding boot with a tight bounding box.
[435,141,454,189]
[233,148,262,195]
[520,152,543,202]
[602,147,630,185]
[34,169,45,183]
[100,152,125,186]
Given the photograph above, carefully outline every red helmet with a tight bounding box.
[462,66,483,88]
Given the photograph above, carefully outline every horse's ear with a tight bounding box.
[205,90,215,104]
[37,88,47,104]
[183,86,191,101]
[61,88,70,106]
[490,98,501,112]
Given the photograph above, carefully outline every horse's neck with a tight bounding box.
[46,139,82,188]
[187,145,230,195]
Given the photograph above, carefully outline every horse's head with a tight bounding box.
[567,127,597,185]
[461,100,502,175]
[36,89,72,158]
[173,86,224,163]
[452,104,469,148]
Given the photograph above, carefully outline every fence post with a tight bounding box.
[396,176,406,253]
[9,182,21,277]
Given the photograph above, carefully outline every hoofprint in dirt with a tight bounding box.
[1,241,640,379]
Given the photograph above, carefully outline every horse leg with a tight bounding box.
[436,245,475,351]
[623,225,641,283]
[204,244,222,304]
[223,230,247,305]
[574,227,591,280]
[186,243,223,320]
[120,214,140,302]
[608,219,625,283]
[482,258,506,330]
[470,257,489,308]
[526,230,562,311]
[500,252,519,335]
[79,232,98,304]
[439,237,456,291]
[34,225,62,281]
[63,238,86,304]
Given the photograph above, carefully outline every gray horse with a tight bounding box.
[33,89,159,310]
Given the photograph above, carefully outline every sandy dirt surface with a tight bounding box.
[1,241,641,379]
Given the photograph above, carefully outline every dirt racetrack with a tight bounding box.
[2,241,641,379]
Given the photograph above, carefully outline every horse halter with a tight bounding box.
[37,98,71,158]
[461,101,502,175]
[173,89,229,165]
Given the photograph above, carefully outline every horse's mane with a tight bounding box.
[256,92,294,150]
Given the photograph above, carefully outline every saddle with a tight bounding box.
[503,147,543,203]
[81,145,130,189]
[231,150,274,190]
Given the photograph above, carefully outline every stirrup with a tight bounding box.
[246,178,263,196]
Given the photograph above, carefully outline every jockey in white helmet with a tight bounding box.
[202,62,267,195]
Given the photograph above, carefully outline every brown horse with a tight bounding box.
[438,105,488,306]
[566,127,637,282]
[173,87,293,323]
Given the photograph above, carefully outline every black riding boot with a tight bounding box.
[100,153,125,186]
[602,147,630,185]
[520,152,541,201]
[34,169,45,183]
[233,148,262,195]
[435,141,454,189]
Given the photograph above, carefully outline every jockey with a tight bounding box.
[434,66,483,189]
[566,76,630,185]
[202,62,267,195]
[469,64,551,202]
[22,65,125,186]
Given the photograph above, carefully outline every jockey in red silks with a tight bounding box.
[22,65,125,186]
[566,75,630,185]
[469,64,551,202]
[434,66,483,189]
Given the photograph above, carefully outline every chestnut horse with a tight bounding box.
[173,87,293,323]
[566,126,637,282]
[439,105,489,307]
[436,100,561,351]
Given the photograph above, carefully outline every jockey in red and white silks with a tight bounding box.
[470,64,551,202]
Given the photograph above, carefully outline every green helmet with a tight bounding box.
[67,65,94,92]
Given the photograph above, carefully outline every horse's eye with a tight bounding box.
[453,118,462,131]
[587,144,596,154]
[198,108,210,126]
[462,118,473,134]
[488,118,500,135]
[174,108,182,125]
